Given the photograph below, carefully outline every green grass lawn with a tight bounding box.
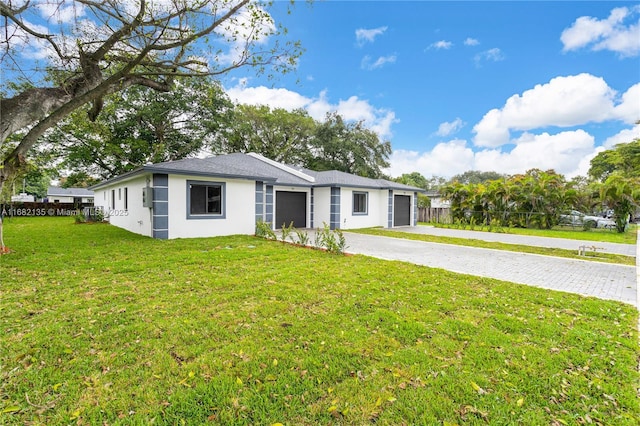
[423,222,637,245]
[350,228,636,266]
[1,217,639,425]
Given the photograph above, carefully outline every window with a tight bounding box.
[187,181,225,218]
[353,191,368,215]
[111,190,115,209]
[124,187,128,210]
[118,188,121,200]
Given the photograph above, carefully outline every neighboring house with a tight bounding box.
[90,153,424,240]
[424,191,451,208]
[47,186,95,204]
[11,193,35,202]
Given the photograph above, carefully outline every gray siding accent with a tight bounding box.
[330,187,341,230]
[310,188,314,229]
[387,190,393,228]
[152,173,169,239]
[413,192,418,226]
[265,185,274,227]
[255,181,264,224]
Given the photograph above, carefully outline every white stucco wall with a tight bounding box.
[94,175,153,238]
[167,175,256,239]
[313,187,331,228]
[339,187,388,229]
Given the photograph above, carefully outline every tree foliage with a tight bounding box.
[450,170,505,185]
[213,104,316,165]
[308,112,391,179]
[441,169,577,229]
[588,139,640,182]
[0,0,302,188]
[45,78,233,178]
[598,175,640,233]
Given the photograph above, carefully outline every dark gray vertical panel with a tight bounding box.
[152,173,169,239]
[255,181,264,224]
[330,187,341,230]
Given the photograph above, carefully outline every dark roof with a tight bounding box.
[91,153,424,192]
[47,186,94,197]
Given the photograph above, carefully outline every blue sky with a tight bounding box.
[3,1,639,180]
[224,1,640,179]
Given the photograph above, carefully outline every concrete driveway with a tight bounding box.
[338,228,637,306]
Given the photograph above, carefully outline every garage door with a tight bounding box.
[276,191,307,228]
[393,195,411,226]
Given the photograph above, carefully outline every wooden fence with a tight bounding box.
[418,207,451,223]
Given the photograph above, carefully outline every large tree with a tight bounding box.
[46,77,233,178]
[0,0,301,189]
[213,104,316,165]
[308,112,391,178]
[588,139,640,182]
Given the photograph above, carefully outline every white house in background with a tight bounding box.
[46,186,95,204]
[424,190,451,208]
[11,193,35,202]
[90,153,424,239]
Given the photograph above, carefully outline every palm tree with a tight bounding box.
[599,175,640,233]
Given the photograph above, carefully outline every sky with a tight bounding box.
[221,1,640,179]
[3,1,639,181]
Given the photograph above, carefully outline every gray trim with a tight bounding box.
[387,190,393,228]
[152,173,169,240]
[330,187,341,230]
[265,185,274,227]
[352,191,368,215]
[310,188,314,229]
[186,180,226,220]
[413,192,418,226]
[153,174,168,186]
[255,181,264,224]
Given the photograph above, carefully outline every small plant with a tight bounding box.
[255,220,277,240]
[294,228,310,246]
[333,228,348,254]
[74,209,87,224]
[280,221,294,243]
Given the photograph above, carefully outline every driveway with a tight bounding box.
[337,228,637,306]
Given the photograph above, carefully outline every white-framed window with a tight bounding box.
[187,181,225,219]
[353,191,368,215]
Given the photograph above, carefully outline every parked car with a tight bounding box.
[559,210,616,229]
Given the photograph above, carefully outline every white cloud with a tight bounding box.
[387,130,597,179]
[436,118,465,136]
[386,140,475,178]
[561,6,640,57]
[603,124,640,148]
[361,54,397,70]
[37,2,85,23]
[225,85,397,139]
[429,40,453,50]
[355,26,388,45]
[474,130,595,177]
[474,48,505,66]
[612,82,640,123]
[464,37,480,46]
[473,73,619,148]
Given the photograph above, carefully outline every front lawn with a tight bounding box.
[1,217,638,425]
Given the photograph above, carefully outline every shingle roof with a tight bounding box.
[91,153,424,192]
[47,186,94,197]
